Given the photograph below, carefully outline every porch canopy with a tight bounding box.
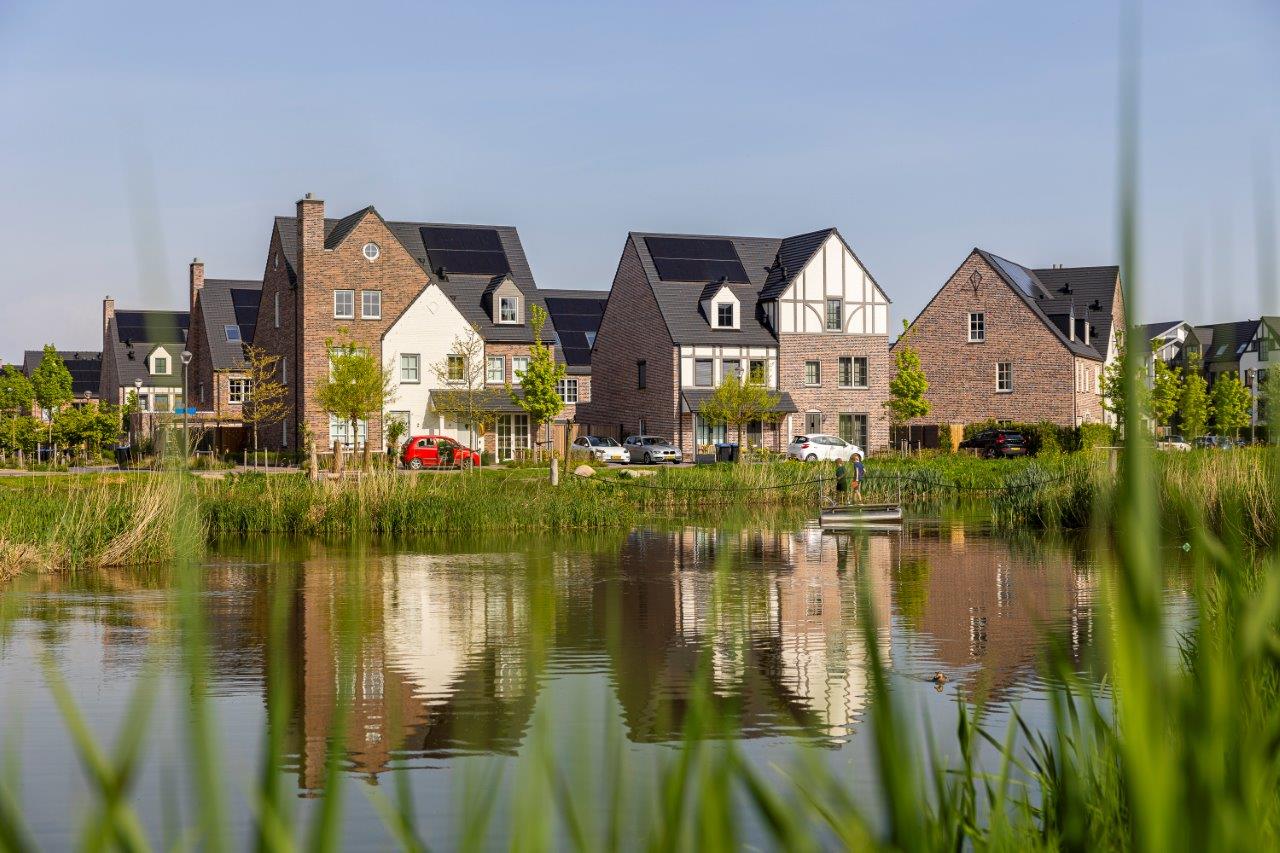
[680,389,798,415]
[428,387,527,414]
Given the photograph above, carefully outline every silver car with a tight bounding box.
[570,435,629,463]
[623,435,683,464]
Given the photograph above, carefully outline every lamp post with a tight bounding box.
[132,378,142,465]
[181,350,193,465]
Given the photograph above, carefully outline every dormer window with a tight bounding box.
[224,325,241,343]
[716,303,735,328]
[499,296,520,324]
[150,347,171,376]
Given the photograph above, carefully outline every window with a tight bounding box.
[722,359,742,381]
[446,354,466,382]
[362,242,380,261]
[225,324,241,343]
[694,358,713,387]
[400,353,420,383]
[328,414,367,448]
[585,331,597,348]
[557,378,579,404]
[637,360,647,390]
[826,299,843,331]
[487,355,504,384]
[746,420,764,447]
[499,296,520,324]
[512,355,529,383]
[695,417,726,446]
[716,303,735,328]
[841,356,868,388]
[334,290,355,319]
[997,362,1013,392]
[362,290,381,319]
[804,361,820,386]
[153,355,169,375]
[281,356,288,386]
[282,417,288,447]
[839,413,868,449]
[969,312,985,343]
[137,394,150,412]
[155,394,172,413]
[229,378,250,404]
[749,359,766,384]
[273,292,280,329]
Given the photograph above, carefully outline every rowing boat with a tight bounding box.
[819,503,903,527]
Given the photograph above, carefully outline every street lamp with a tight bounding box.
[132,378,142,464]
[181,350,193,465]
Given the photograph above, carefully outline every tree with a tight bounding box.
[1149,354,1182,434]
[53,404,120,458]
[0,365,34,456]
[699,372,782,460]
[1210,372,1251,438]
[430,325,501,461]
[1261,367,1280,444]
[511,305,566,459]
[241,344,288,452]
[1179,351,1210,440]
[884,320,931,426]
[315,334,394,457]
[1100,331,1151,433]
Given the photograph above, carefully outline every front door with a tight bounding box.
[805,412,822,434]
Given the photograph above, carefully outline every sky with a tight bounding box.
[1,0,1277,361]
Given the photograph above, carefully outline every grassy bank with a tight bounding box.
[0,449,1272,572]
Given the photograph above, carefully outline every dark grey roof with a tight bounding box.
[629,231,783,346]
[1143,321,1185,341]
[105,309,189,389]
[1032,265,1121,360]
[427,387,528,414]
[975,250,1106,361]
[21,350,102,398]
[542,288,607,374]
[199,279,262,370]
[1200,320,1260,363]
[275,213,553,344]
[759,228,834,300]
[680,388,798,414]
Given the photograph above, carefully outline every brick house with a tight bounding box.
[252,194,564,458]
[99,297,190,414]
[541,288,604,443]
[185,258,262,450]
[20,349,102,418]
[896,249,1124,435]
[583,229,892,455]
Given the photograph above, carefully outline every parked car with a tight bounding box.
[959,430,1028,458]
[401,435,481,469]
[570,435,629,464]
[1194,435,1238,449]
[786,434,863,463]
[1157,435,1191,451]
[623,435,683,464]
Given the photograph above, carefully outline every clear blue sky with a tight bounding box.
[1,0,1277,360]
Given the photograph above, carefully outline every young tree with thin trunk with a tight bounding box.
[1179,351,1210,441]
[698,372,782,461]
[1149,353,1182,435]
[241,344,288,452]
[512,305,565,460]
[1261,367,1280,444]
[315,334,394,461]
[30,345,73,451]
[1210,372,1251,439]
[430,325,500,464]
[885,320,931,431]
[0,365,34,458]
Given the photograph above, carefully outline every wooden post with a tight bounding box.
[308,440,319,481]
[550,456,559,486]
[333,440,344,476]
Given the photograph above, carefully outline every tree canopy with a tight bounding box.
[1149,352,1182,431]
[30,345,73,413]
[315,335,393,449]
[884,321,931,426]
[1178,351,1210,440]
[512,305,565,455]
[1210,373,1252,438]
[698,372,782,456]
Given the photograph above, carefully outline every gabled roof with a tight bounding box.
[626,231,782,346]
[1200,319,1260,363]
[198,278,263,370]
[680,388,798,414]
[973,250,1107,361]
[541,289,607,375]
[1032,265,1121,359]
[758,228,834,300]
[21,350,102,398]
[1143,320,1187,341]
[105,309,189,389]
[273,213,553,344]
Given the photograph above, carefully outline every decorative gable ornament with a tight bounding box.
[969,269,982,296]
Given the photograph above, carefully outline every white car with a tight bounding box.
[570,435,629,463]
[787,433,864,463]
[622,435,683,464]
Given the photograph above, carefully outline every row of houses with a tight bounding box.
[11,192,1273,456]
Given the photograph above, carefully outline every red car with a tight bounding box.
[401,435,481,469]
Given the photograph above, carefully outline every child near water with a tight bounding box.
[852,452,865,503]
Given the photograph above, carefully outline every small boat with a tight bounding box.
[819,503,903,528]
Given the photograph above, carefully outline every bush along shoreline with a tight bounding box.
[0,448,1273,573]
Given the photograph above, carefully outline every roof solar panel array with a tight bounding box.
[420,226,510,276]
[644,236,750,283]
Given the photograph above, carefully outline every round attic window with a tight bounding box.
[363,242,380,261]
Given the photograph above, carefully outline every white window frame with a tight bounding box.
[715,302,735,328]
[499,296,520,324]
[225,324,241,343]
[447,354,465,383]
[512,355,529,384]
[228,378,250,404]
[557,378,579,404]
[400,353,420,384]
[486,355,505,384]
[334,290,355,319]
[969,312,985,343]
[997,361,1013,392]
[153,355,169,375]
[362,242,380,262]
[361,290,382,320]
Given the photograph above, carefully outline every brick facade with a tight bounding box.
[778,333,891,451]
[901,251,1110,428]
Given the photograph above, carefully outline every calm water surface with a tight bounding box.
[0,518,1192,849]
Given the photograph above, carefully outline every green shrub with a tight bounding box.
[1076,422,1114,449]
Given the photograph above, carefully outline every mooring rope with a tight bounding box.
[577,467,1074,496]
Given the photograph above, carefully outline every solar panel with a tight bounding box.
[419,227,510,276]
[644,237,750,283]
[987,254,1043,298]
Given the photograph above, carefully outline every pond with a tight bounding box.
[0,517,1194,849]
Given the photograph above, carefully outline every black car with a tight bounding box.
[960,430,1028,458]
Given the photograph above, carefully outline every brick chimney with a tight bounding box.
[297,192,325,288]
[103,296,115,336]
[189,257,205,313]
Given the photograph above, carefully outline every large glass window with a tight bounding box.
[721,359,742,381]
[486,355,505,384]
[839,413,868,449]
[749,359,766,384]
[839,356,868,388]
[496,414,530,460]
[826,299,843,331]
[969,312,985,342]
[400,353,420,383]
[512,356,529,383]
[362,290,382,319]
[695,416,726,446]
[334,290,355,319]
[328,415,367,448]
